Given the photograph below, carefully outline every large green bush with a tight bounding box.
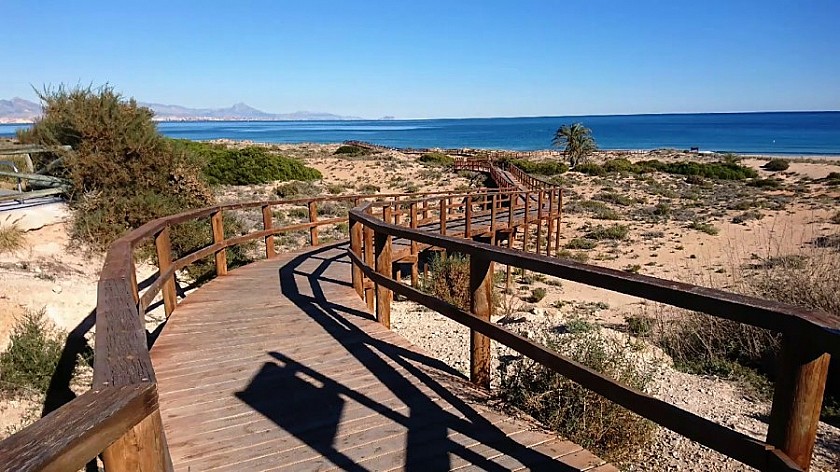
[508,159,568,176]
[203,146,321,185]
[19,85,213,254]
[0,309,64,395]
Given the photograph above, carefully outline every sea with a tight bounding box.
[2,111,839,156]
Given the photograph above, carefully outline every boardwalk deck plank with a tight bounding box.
[151,242,610,471]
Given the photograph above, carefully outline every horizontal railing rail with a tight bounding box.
[348,193,838,471]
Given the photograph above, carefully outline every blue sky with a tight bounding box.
[1,0,838,118]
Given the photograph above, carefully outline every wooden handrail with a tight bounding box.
[348,194,839,471]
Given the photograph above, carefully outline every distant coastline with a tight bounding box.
[3,111,839,156]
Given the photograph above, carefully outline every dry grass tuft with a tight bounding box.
[0,215,26,255]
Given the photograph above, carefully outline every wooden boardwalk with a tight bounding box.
[150,243,615,471]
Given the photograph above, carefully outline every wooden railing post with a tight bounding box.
[363,224,375,312]
[409,202,419,288]
[489,194,497,245]
[469,253,493,389]
[523,192,531,253]
[262,204,275,259]
[374,207,393,328]
[554,189,562,257]
[535,190,545,255]
[767,336,831,470]
[546,190,554,255]
[308,201,318,246]
[102,407,172,472]
[210,210,227,276]
[439,198,447,236]
[464,195,472,238]
[154,227,177,317]
[350,216,364,298]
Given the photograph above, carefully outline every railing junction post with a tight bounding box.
[262,204,275,259]
[469,253,493,389]
[211,209,227,276]
[154,227,177,317]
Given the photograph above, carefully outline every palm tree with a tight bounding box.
[552,123,596,167]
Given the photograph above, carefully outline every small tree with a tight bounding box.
[552,123,597,167]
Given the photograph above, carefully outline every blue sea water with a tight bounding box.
[2,112,839,155]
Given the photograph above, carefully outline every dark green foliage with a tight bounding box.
[425,254,471,311]
[565,238,598,250]
[657,161,758,180]
[602,158,636,173]
[0,309,64,395]
[418,151,454,166]
[334,144,374,156]
[688,221,719,235]
[593,192,633,206]
[528,287,547,303]
[19,85,214,253]
[626,316,653,336]
[275,181,319,198]
[204,147,321,185]
[573,162,606,176]
[747,178,783,189]
[586,224,629,240]
[763,159,790,171]
[508,159,568,176]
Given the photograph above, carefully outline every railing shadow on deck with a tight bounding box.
[232,243,577,471]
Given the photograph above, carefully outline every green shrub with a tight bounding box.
[509,159,568,176]
[688,221,719,235]
[832,211,840,225]
[573,162,606,176]
[653,202,671,216]
[732,211,764,224]
[594,192,633,206]
[19,85,215,253]
[499,325,657,463]
[565,238,598,250]
[626,316,653,336]
[334,144,372,156]
[593,207,621,220]
[275,181,319,198]
[528,288,547,303]
[556,249,590,263]
[0,309,64,395]
[659,161,758,180]
[586,224,629,241]
[425,254,471,311]
[204,147,321,185]
[419,151,454,167]
[357,183,381,194]
[747,178,783,189]
[602,158,637,173]
[763,159,790,171]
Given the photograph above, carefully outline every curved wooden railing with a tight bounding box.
[348,195,839,472]
[1,187,548,472]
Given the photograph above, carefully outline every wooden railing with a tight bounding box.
[348,194,838,472]
[453,157,557,192]
[0,188,519,472]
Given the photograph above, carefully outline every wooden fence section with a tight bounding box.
[348,193,839,472]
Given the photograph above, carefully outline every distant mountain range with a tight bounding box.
[0,97,363,123]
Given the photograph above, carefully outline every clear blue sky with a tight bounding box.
[2,0,838,118]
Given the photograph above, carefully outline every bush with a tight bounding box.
[334,144,376,157]
[528,288,547,303]
[832,211,840,225]
[509,159,568,176]
[660,161,758,180]
[357,184,381,194]
[0,309,64,395]
[565,238,598,250]
[425,254,471,311]
[747,178,783,189]
[499,325,657,463]
[593,192,633,206]
[626,316,653,336]
[688,221,719,235]
[204,147,321,185]
[602,158,637,173]
[419,152,454,167]
[18,85,215,254]
[573,162,606,176]
[275,181,319,199]
[763,159,790,171]
[586,224,629,241]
